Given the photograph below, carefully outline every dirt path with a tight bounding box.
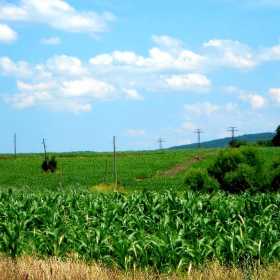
[157,151,216,177]
[135,151,217,181]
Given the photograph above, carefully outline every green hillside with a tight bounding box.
[169,132,276,149]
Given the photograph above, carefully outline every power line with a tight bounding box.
[194,129,203,148]
[157,138,165,150]
[228,127,238,141]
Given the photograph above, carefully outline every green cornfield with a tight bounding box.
[0,147,279,274]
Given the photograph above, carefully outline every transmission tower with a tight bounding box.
[157,138,165,150]
[194,129,203,148]
[228,127,238,141]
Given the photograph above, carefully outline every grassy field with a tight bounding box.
[0,148,211,193]
[0,147,280,279]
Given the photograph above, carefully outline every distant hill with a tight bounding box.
[168,132,276,149]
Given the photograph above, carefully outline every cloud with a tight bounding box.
[268,88,280,106]
[0,56,33,77]
[46,55,88,76]
[124,129,146,137]
[61,77,115,98]
[0,24,18,43]
[0,0,116,34]
[2,36,280,114]
[40,36,61,44]
[122,88,143,100]
[16,80,57,91]
[4,91,53,109]
[164,74,211,91]
[259,44,280,61]
[151,35,183,55]
[89,48,207,71]
[184,102,220,116]
[239,93,266,109]
[204,39,257,69]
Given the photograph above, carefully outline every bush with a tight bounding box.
[228,139,248,148]
[207,148,246,186]
[270,168,280,192]
[223,163,260,193]
[186,146,279,194]
[256,139,273,147]
[268,158,280,192]
[42,155,57,173]
[185,167,219,192]
[240,146,262,171]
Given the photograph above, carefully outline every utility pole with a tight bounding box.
[42,139,48,161]
[194,129,203,148]
[113,136,117,185]
[157,138,165,150]
[13,133,17,159]
[228,127,238,141]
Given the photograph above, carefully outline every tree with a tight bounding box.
[228,139,248,148]
[272,125,280,146]
[42,155,57,173]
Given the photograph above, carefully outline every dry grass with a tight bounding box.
[0,255,280,280]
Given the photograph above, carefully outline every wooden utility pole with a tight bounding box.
[42,139,48,161]
[194,129,203,148]
[113,136,117,185]
[14,133,16,159]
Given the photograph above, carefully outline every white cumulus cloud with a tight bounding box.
[239,93,266,109]
[204,39,257,69]
[0,0,116,34]
[268,88,280,106]
[164,74,211,91]
[46,55,88,76]
[40,36,61,44]
[61,77,115,98]
[122,88,143,100]
[0,24,18,43]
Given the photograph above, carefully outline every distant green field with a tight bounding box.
[0,148,211,193]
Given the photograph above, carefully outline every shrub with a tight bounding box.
[185,167,219,192]
[240,146,262,171]
[207,148,246,186]
[256,139,273,147]
[42,155,57,173]
[268,158,280,192]
[270,168,280,192]
[223,163,259,193]
[206,146,266,193]
[228,139,248,148]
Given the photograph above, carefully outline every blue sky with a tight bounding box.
[0,0,280,153]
